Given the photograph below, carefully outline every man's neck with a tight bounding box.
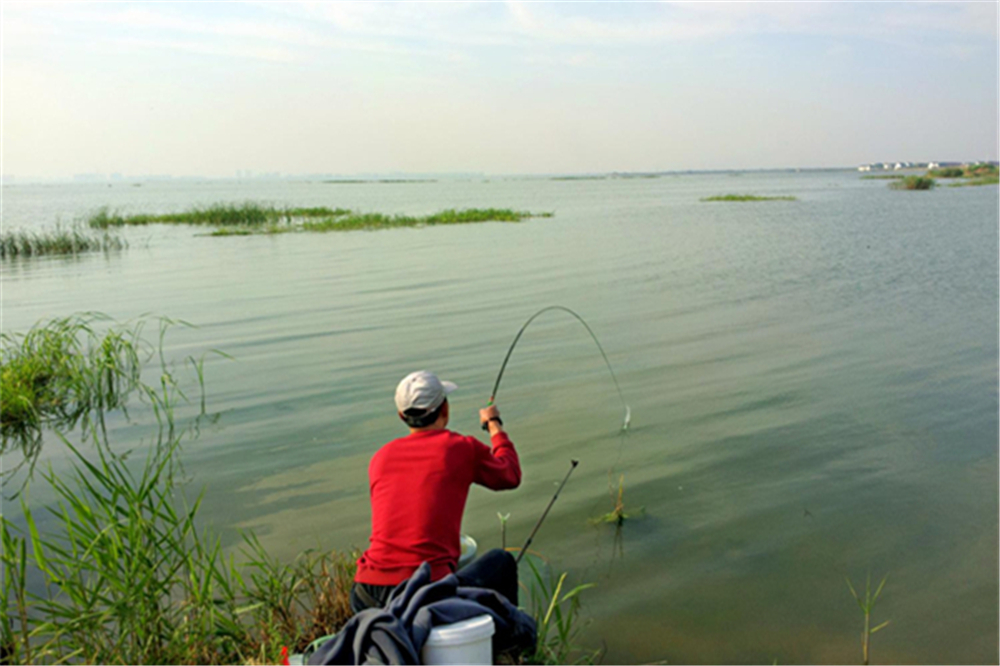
[409,418,448,435]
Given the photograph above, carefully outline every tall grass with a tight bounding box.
[0,227,125,259]
[0,317,356,665]
[0,427,358,664]
[523,556,598,665]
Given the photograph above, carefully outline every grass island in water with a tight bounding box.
[701,194,797,202]
[889,176,935,191]
[86,203,553,236]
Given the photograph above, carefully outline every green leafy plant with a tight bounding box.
[845,573,890,665]
[523,556,598,665]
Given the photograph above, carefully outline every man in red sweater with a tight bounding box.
[351,370,522,613]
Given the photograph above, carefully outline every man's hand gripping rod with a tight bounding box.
[515,460,579,565]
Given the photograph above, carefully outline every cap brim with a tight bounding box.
[441,380,458,395]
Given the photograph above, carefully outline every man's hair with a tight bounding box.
[401,399,446,428]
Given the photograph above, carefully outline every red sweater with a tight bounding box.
[354,429,521,586]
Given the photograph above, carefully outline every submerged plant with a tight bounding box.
[845,573,890,665]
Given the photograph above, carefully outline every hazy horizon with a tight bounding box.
[4,2,998,179]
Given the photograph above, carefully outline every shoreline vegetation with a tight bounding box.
[868,163,998,191]
[0,313,594,666]
[700,194,797,202]
[87,203,553,235]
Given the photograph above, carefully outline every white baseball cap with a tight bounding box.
[395,370,458,413]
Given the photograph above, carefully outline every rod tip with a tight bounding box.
[571,459,579,466]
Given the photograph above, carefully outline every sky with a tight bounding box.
[3,1,998,177]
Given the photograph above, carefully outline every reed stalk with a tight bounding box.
[846,573,890,665]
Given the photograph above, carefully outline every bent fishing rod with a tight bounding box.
[482,305,631,432]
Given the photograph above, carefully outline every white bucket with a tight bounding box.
[420,614,495,665]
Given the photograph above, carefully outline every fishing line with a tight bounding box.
[486,305,631,434]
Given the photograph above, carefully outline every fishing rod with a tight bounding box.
[482,305,631,432]
[515,459,578,565]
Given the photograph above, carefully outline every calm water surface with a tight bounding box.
[3,172,998,663]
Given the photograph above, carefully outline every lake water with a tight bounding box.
[3,171,998,664]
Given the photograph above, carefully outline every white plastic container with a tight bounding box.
[420,614,495,665]
[458,534,477,570]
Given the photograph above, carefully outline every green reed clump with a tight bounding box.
[522,556,598,665]
[860,174,904,180]
[890,176,935,190]
[701,194,797,202]
[846,573,890,665]
[0,227,125,259]
[1,314,144,462]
